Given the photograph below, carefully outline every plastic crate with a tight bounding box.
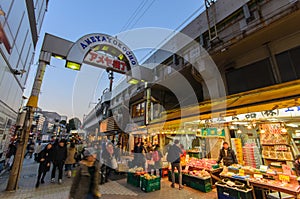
[190,181,212,192]
[127,172,141,187]
[140,176,161,192]
[216,184,253,199]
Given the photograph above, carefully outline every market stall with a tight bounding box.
[220,164,300,198]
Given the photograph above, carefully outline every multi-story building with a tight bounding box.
[0,0,49,169]
[83,0,300,154]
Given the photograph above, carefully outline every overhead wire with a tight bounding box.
[119,0,149,33]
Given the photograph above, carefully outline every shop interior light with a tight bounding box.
[237,129,242,134]
[230,125,235,130]
[281,128,287,133]
[247,125,252,130]
[260,129,266,133]
[286,123,298,128]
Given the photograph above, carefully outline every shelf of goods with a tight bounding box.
[243,143,262,169]
[231,138,243,165]
[216,179,253,199]
[168,170,212,193]
[260,124,294,164]
[220,165,300,198]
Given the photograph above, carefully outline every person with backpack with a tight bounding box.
[167,140,184,190]
[35,143,53,188]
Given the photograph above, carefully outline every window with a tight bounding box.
[276,46,300,82]
[132,102,145,118]
[226,58,275,95]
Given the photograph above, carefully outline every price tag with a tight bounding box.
[239,169,245,176]
[279,174,290,182]
[254,174,263,179]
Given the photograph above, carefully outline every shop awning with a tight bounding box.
[148,80,300,129]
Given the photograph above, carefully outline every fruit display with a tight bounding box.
[187,157,218,170]
[128,167,145,175]
[143,173,159,180]
[188,169,210,178]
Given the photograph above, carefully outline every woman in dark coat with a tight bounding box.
[36,143,53,188]
[69,147,101,199]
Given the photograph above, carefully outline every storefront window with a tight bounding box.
[132,102,145,118]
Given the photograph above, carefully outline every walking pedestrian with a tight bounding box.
[100,143,118,184]
[167,139,184,190]
[5,141,17,170]
[34,142,43,162]
[24,140,35,159]
[35,143,53,188]
[69,147,101,199]
[65,142,77,178]
[51,139,67,184]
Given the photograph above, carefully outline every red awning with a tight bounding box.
[0,24,11,54]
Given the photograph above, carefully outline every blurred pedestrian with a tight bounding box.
[35,143,53,188]
[5,141,17,170]
[69,147,101,199]
[24,140,35,159]
[34,142,43,162]
[100,143,118,184]
[153,144,163,177]
[65,142,77,178]
[167,139,184,190]
[51,139,67,184]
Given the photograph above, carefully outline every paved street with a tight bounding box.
[0,159,218,199]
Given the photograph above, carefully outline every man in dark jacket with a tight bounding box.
[51,139,67,184]
[167,140,184,190]
[217,142,238,166]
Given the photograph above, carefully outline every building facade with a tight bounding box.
[0,0,49,168]
[82,0,300,152]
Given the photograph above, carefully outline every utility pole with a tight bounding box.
[6,60,47,191]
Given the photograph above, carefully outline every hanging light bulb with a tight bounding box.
[247,125,252,130]
[260,129,266,133]
[237,129,242,134]
[281,128,287,133]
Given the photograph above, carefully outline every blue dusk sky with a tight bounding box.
[24,0,205,121]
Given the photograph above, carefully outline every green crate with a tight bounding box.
[140,176,161,192]
[190,181,212,192]
[127,172,141,187]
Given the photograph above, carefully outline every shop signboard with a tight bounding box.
[201,128,225,137]
[84,51,128,74]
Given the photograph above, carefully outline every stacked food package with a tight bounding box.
[243,143,262,169]
[231,138,243,164]
[187,157,218,170]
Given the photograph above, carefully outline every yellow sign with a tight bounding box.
[278,174,290,182]
[239,169,245,176]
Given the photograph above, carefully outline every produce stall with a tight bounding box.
[127,167,161,193]
[220,164,300,198]
[168,169,212,193]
